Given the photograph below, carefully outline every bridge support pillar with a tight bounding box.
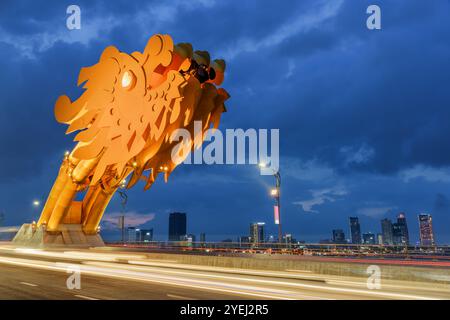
[12,223,104,247]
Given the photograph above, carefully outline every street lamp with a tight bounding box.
[118,180,128,243]
[31,199,41,226]
[259,163,282,243]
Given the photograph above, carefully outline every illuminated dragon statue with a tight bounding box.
[17,34,229,243]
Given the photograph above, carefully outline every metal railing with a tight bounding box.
[106,240,450,259]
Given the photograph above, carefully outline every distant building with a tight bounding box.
[186,234,196,243]
[168,212,187,241]
[362,232,376,245]
[135,229,153,242]
[283,234,293,244]
[349,217,361,244]
[418,214,435,246]
[381,218,394,245]
[250,222,265,244]
[180,234,196,245]
[239,236,252,245]
[332,229,346,244]
[393,213,409,245]
[392,224,402,245]
[127,227,136,242]
[200,233,206,243]
[377,233,383,245]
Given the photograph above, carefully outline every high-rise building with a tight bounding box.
[349,217,361,244]
[200,233,206,243]
[381,218,394,245]
[168,212,187,241]
[418,213,435,246]
[393,213,409,245]
[392,224,402,245]
[332,229,346,244]
[250,222,265,244]
[362,232,376,245]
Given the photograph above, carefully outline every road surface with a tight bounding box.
[0,244,448,300]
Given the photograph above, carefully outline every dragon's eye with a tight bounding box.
[121,70,136,90]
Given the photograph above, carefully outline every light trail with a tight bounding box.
[0,256,302,300]
[4,247,146,262]
[0,247,448,300]
[84,261,441,300]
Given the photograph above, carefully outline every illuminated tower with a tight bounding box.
[418,213,435,246]
[381,218,394,245]
[393,213,409,245]
[349,217,361,244]
[250,222,265,244]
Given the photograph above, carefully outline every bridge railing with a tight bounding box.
[105,240,450,258]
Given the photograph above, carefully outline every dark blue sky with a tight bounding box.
[1,0,450,243]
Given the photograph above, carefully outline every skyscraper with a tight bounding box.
[332,229,346,244]
[168,212,187,241]
[392,224,402,245]
[393,212,409,245]
[418,213,435,246]
[381,218,394,245]
[250,222,265,244]
[349,217,361,244]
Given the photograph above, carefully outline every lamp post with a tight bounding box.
[259,163,282,243]
[32,199,41,222]
[118,179,128,244]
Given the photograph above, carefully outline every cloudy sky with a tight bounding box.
[1,0,449,243]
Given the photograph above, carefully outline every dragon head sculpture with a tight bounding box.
[55,34,229,190]
[35,34,229,234]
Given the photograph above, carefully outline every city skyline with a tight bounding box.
[104,210,440,245]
